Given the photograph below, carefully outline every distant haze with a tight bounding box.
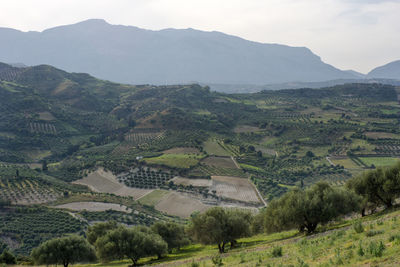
[0,19,363,86]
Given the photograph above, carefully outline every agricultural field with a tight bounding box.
[203,139,231,156]
[171,177,213,187]
[0,207,85,255]
[359,157,400,167]
[137,189,171,206]
[28,122,57,134]
[143,153,204,169]
[202,156,239,169]
[211,176,262,204]
[233,125,262,133]
[73,168,152,200]
[117,167,174,189]
[55,201,132,213]
[125,130,165,148]
[154,191,211,218]
[162,147,201,154]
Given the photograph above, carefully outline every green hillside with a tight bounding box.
[77,207,400,267]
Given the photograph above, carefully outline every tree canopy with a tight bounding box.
[347,162,400,211]
[31,235,96,267]
[262,182,360,233]
[188,207,253,253]
[86,220,118,245]
[151,221,190,252]
[95,226,167,266]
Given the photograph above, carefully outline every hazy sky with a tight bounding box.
[1,0,399,73]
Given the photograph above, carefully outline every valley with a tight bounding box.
[0,62,400,263]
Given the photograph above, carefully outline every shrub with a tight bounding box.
[271,246,283,257]
[353,221,364,233]
[211,254,223,266]
[190,260,200,267]
[368,241,385,257]
[357,242,365,256]
[365,230,384,237]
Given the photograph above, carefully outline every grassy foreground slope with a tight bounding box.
[76,207,400,267]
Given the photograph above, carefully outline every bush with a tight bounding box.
[271,246,283,257]
[0,250,16,264]
[368,241,385,257]
[353,221,364,233]
[211,254,223,266]
[365,230,384,237]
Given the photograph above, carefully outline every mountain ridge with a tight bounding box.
[0,19,359,87]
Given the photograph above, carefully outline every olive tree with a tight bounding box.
[86,220,118,245]
[95,226,167,266]
[31,235,96,267]
[347,162,400,212]
[188,207,252,253]
[263,182,360,234]
[151,221,190,252]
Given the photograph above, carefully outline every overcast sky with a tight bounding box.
[0,0,399,73]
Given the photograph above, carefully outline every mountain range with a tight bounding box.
[0,19,364,86]
[0,19,399,91]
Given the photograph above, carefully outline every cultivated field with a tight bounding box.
[162,147,201,154]
[211,176,261,204]
[137,189,170,206]
[359,157,400,167]
[171,177,212,187]
[37,111,56,121]
[0,177,61,205]
[365,131,400,139]
[144,154,203,169]
[202,156,238,169]
[55,201,132,213]
[233,125,262,133]
[203,139,231,156]
[73,168,152,200]
[155,192,211,218]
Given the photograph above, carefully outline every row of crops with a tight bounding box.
[117,168,174,189]
[190,164,246,178]
[28,122,57,134]
[0,177,61,204]
[79,209,156,226]
[125,131,165,148]
[0,207,85,255]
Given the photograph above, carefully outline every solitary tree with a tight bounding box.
[263,182,360,234]
[188,207,252,253]
[95,226,167,266]
[151,222,190,252]
[31,235,96,267]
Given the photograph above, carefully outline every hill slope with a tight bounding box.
[368,60,400,79]
[0,19,358,86]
